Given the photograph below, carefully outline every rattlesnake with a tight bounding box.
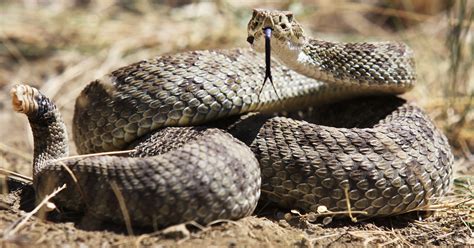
[10,9,453,229]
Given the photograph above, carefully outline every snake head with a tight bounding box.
[247,9,305,54]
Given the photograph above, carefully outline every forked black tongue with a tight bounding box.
[261,27,280,99]
[264,27,273,85]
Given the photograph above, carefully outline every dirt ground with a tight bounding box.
[0,0,473,247]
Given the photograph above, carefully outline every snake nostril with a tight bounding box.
[247,36,255,45]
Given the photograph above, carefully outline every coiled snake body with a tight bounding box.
[11,10,453,229]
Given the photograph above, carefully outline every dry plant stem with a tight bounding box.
[41,57,97,99]
[446,0,473,94]
[110,181,134,236]
[460,140,473,161]
[307,210,368,218]
[0,30,29,65]
[459,216,474,236]
[115,222,201,247]
[0,168,33,182]
[56,160,92,211]
[393,228,412,247]
[308,232,343,242]
[0,142,32,162]
[2,184,66,238]
[52,149,136,162]
[343,187,357,222]
[207,219,242,228]
[444,0,473,151]
[349,230,411,247]
[415,197,472,211]
[427,231,456,244]
[264,190,370,218]
[379,237,404,247]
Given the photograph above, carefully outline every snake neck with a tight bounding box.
[11,85,69,180]
[272,38,416,94]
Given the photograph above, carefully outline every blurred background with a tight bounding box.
[0,0,472,177]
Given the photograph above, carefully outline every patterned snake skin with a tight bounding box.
[10,9,453,229]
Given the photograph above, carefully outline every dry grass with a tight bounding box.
[0,0,473,246]
[2,184,66,239]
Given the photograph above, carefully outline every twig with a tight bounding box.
[0,168,33,182]
[0,30,29,66]
[427,231,456,244]
[0,142,31,161]
[207,219,242,228]
[2,184,66,238]
[378,236,401,247]
[459,216,474,237]
[110,180,134,236]
[52,149,135,162]
[343,186,357,222]
[41,57,96,99]
[309,210,368,217]
[309,232,343,242]
[56,160,90,210]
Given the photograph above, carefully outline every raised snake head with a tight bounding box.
[246,9,305,54]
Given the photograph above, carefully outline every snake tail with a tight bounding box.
[10,84,69,183]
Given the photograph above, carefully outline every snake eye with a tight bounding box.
[247,36,255,45]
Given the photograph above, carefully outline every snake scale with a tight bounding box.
[10,9,453,229]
